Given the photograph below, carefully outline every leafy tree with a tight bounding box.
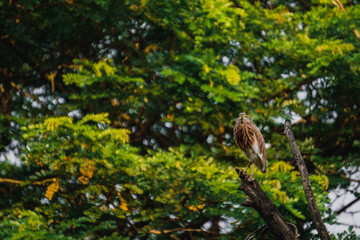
[1,0,360,239]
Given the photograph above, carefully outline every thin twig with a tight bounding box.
[0,178,23,184]
[10,81,43,106]
[335,197,360,214]
[245,225,268,240]
[335,0,346,12]
[340,223,360,228]
[148,227,217,235]
[258,225,269,239]
[170,234,181,240]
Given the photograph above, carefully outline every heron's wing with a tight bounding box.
[250,122,266,173]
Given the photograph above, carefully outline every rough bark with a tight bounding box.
[235,168,296,240]
[284,119,331,240]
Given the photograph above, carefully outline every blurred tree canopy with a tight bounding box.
[1,0,360,239]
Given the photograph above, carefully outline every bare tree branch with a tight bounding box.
[244,225,268,240]
[335,197,360,214]
[284,120,331,240]
[235,168,296,240]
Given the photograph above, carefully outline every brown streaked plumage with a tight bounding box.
[233,113,266,176]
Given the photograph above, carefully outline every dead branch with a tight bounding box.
[284,120,330,240]
[0,178,23,184]
[235,168,296,240]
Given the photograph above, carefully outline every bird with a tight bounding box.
[233,113,266,177]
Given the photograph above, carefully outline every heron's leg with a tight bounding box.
[251,163,255,177]
[244,162,252,173]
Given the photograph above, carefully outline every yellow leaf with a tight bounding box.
[270,180,281,189]
[291,171,299,181]
[310,175,329,190]
[271,161,294,173]
[188,205,198,211]
[167,114,174,121]
[175,161,181,169]
[225,65,241,85]
[45,71,57,93]
[93,60,116,77]
[203,64,211,74]
[144,44,158,54]
[219,125,225,134]
[117,192,129,211]
[197,204,205,210]
[45,178,59,200]
[271,189,289,204]
[78,176,89,184]
[78,160,95,184]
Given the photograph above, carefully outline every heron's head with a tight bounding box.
[238,112,247,122]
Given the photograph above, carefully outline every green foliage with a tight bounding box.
[332,227,360,240]
[2,114,247,238]
[0,114,329,239]
[1,0,360,239]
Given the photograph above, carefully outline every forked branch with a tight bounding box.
[236,120,331,239]
[235,168,296,239]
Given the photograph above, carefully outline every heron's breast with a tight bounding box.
[235,123,255,149]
